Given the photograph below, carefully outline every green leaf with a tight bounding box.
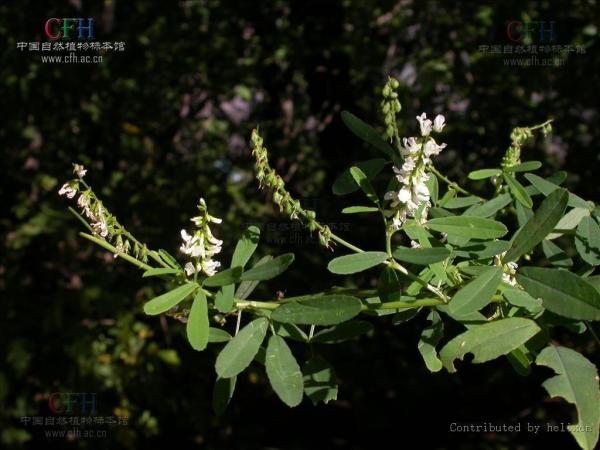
[453,240,511,259]
[142,267,181,278]
[327,251,388,274]
[203,267,242,287]
[427,174,439,206]
[235,255,272,299]
[418,311,444,372]
[265,335,304,407]
[208,327,232,343]
[547,207,590,240]
[332,159,386,196]
[440,318,540,373]
[524,173,590,209]
[143,283,197,316]
[507,347,532,376]
[504,173,533,208]
[231,225,260,268]
[504,188,569,262]
[239,253,294,281]
[429,207,454,218]
[392,246,451,265]
[516,200,533,227]
[303,356,338,405]
[311,320,373,344]
[215,284,235,314]
[575,216,600,266]
[446,267,503,317]
[186,291,209,351]
[349,166,379,205]
[271,295,362,326]
[215,317,269,378]
[503,287,544,314]
[378,266,401,302]
[392,308,420,324]
[542,240,573,267]
[464,193,512,218]
[341,111,395,157]
[158,249,182,270]
[504,161,542,172]
[468,168,501,180]
[427,216,508,240]
[536,346,600,450]
[274,323,309,343]
[212,376,236,416]
[341,206,379,214]
[441,196,482,209]
[516,267,600,321]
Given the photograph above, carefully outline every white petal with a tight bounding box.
[433,114,446,133]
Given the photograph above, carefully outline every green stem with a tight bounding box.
[585,321,600,347]
[387,259,448,302]
[528,119,553,131]
[68,207,93,233]
[362,297,443,311]
[430,165,481,199]
[234,296,443,312]
[328,231,364,253]
[79,232,154,271]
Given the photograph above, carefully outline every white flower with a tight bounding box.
[401,158,416,172]
[401,137,420,156]
[423,139,447,157]
[398,188,412,203]
[73,164,87,179]
[416,113,432,136]
[433,114,446,133]
[414,182,430,203]
[58,182,77,199]
[384,190,401,208]
[92,220,108,238]
[181,229,193,242]
[77,194,89,209]
[202,259,221,276]
[184,262,198,276]
[410,240,421,248]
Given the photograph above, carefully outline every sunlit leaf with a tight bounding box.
[504,188,568,262]
[327,251,388,274]
[536,346,600,450]
[440,318,540,373]
[516,267,600,320]
[215,318,269,378]
[143,283,197,316]
[271,295,362,325]
[265,335,304,407]
[186,291,209,351]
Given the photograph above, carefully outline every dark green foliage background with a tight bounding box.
[1,1,598,448]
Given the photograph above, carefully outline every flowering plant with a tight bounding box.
[59,77,600,449]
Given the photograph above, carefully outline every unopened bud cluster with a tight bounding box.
[502,127,533,168]
[381,77,402,142]
[251,129,333,248]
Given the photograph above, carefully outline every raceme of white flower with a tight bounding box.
[180,198,223,277]
[385,112,447,229]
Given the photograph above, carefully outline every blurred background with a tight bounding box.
[1,0,599,448]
